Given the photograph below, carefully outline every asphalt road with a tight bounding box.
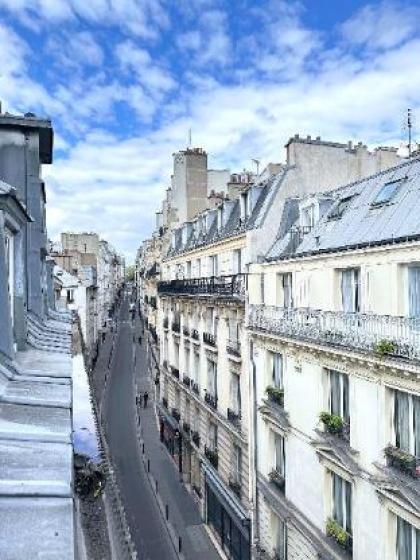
[103,295,177,560]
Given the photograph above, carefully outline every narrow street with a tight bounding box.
[101,295,178,560]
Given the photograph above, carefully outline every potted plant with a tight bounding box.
[326,518,352,550]
[266,386,284,407]
[319,412,344,435]
[375,339,397,356]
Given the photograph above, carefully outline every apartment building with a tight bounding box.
[0,111,74,558]
[248,157,420,559]
[136,136,404,560]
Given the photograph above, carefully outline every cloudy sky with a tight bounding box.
[0,0,419,261]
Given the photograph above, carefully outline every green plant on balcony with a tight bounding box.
[385,445,420,477]
[319,412,344,435]
[326,518,352,550]
[375,339,397,356]
[265,386,284,407]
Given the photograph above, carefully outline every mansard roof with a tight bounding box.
[266,156,420,261]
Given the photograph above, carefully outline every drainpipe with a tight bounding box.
[250,338,261,556]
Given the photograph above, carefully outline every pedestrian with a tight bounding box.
[138,336,142,345]
[143,391,149,408]
[137,393,143,408]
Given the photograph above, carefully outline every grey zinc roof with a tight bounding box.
[267,156,420,260]
[166,175,281,258]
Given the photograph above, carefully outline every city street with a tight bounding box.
[101,296,177,560]
[99,294,220,560]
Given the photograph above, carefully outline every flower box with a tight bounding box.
[266,386,284,407]
[385,445,420,478]
[269,469,285,491]
[326,518,352,551]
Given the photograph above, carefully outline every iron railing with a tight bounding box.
[183,326,190,337]
[205,392,218,410]
[171,407,180,422]
[227,408,241,428]
[172,321,180,333]
[191,329,200,340]
[192,382,200,395]
[182,375,191,387]
[163,317,169,329]
[158,274,247,299]
[203,332,216,346]
[170,366,180,379]
[249,305,420,362]
[227,339,241,357]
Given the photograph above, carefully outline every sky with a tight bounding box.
[0,0,419,262]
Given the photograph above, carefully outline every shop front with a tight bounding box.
[158,406,182,472]
[204,465,250,560]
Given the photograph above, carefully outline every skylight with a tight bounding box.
[371,178,403,206]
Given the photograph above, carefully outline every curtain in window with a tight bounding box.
[344,479,352,534]
[230,374,240,414]
[207,361,217,396]
[409,266,420,317]
[396,516,412,560]
[414,395,420,458]
[274,434,284,475]
[332,473,344,527]
[272,354,283,389]
[283,274,293,308]
[275,518,286,560]
[330,371,341,416]
[341,269,354,312]
[395,390,410,452]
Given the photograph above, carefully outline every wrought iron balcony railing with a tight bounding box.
[163,317,169,329]
[170,366,180,379]
[162,397,168,409]
[192,382,200,395]
[182,375,191,387]
[191,329,200,340]
[192,431,200,447]
[203,332,217,346]
[183,326,190,337]
[228,476,241,497]
[249,305,420,362]
[205,392,218,410]
[171,407,180,422]
[269,469,285,491]
[158,274,247,299]
[227,339,241,357]
[227,408,241,428]
[172,321,181,333]
[182,421,191,434]
[150,296,157,309]
[204,446,219,469]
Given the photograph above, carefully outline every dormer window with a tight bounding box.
[328,195,355,220]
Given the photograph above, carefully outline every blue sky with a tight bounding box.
[0,0,419,261]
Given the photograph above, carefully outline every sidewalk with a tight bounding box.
[134,316,221,560]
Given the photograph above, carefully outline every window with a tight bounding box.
[194,352,200,384]
[230,372,241,415]
[396,515,420,560]
[186,261,192,278]
[232,444,242,483]
[194,406,200,432]
[207,360,217,397]
[229,310,240,342]
[273,433,285,476]
[332,472,352,536]
[260,274,265,304]
[209,255,218,277]
[206,308,217,334]
[184,347,190,374]
[279,273,293,308]
[372,179,402,207]
[233,249,242,274]
[408,266,420,317]
[274,517,287,560]
[209,422,218,450]
[66,289,74,304]
[174,342,180,368]
[341,268,361,312]
[328,195,354,220]
[175,389,181,410]
[329,370,350,423]
[197,258,202,277]
[271,352,284,390]
[394,390,420,457]
[185,399,190,423]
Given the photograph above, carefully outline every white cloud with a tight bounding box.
[340,2,420,50]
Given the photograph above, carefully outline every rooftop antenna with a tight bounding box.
[251,158,260,176]
[408,108,413,157]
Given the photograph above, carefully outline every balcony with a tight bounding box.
[228,476,241,498]
[227,339,241,358]
[249,304,420,362]
[158,274,247,299]
[171,407,180,422]
[266,386,284,408]
[191,329,200,341]
[384,445,420,478]
[182,421,191,434]
[163,317,169,329]
[205,392,218,410]
[227,408,241,429]
[192,382,200,396]
[192,431,200,447]
[203,332,216,347]
[319,412,350,442]
[172,321,180,333]
[162,397,168,409]
[204,446,219,469]
[183,326,190,337]
[182,375,191,388]
[170,366,180,379]
[269,469,285,491]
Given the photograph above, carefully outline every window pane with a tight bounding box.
[414,395,420,458]
[395,391,410,452]
[409,267,420,318]
[345,480,352,534]
[396,516,412,560]
[330,371,341,416]
[332,473,344,527]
